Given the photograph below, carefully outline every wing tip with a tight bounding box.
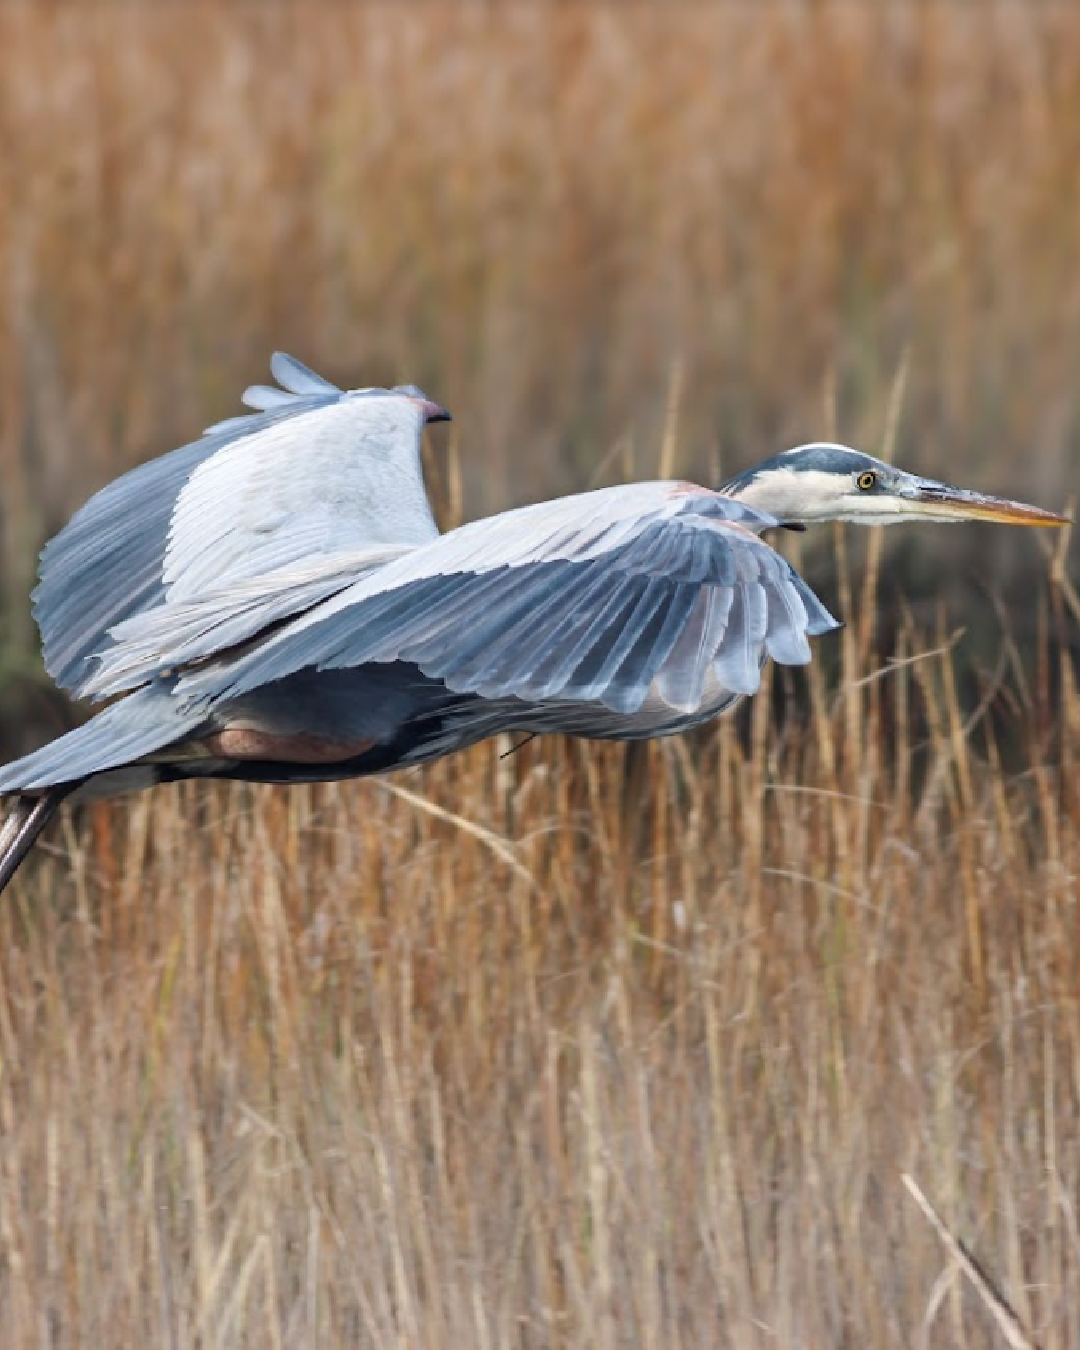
[809,612,844,637]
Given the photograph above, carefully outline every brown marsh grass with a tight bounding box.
[4,538,1080,1346]
[2,3,1080,1345]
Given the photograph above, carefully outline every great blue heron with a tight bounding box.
[0,353,1067,894]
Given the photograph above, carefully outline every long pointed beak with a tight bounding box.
[904,479,1069,528]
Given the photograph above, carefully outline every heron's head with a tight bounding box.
[719,443,1068,529]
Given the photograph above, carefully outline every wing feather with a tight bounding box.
[170,485,840,718]
[81,547,411,698]
[269,351,341,398]
[761,554,813,665]
[570,577,673,700]
[34,354,440,698]
[655,587,733,712]
[601,582,700,714]
[511,574,653,700]
[456,563,617,688]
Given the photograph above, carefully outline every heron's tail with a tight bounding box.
[0,684,209,895]
[0,785,83,896]
[0,683,207,796]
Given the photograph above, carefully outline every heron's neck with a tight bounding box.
[720,467,843,523]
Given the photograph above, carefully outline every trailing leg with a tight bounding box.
[0,783,83,896]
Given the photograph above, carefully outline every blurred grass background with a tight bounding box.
[2,3,1080,1345]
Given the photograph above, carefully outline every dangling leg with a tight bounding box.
[0,782,84,897]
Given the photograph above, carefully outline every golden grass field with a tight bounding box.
[2,4,1080,1345]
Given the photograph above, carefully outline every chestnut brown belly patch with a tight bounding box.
[201,727,377,765]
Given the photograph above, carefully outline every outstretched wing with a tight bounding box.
[168,483,839,718]
[33,353,441,698]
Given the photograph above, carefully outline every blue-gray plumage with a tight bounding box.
[33,353,446,695]
[0,354,1068,894]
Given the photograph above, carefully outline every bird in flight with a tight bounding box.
[0,353,1067,893]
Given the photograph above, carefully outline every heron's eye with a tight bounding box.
[857,471,877,491]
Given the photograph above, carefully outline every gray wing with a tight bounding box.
[81,546,411,699]
[172,483,839,718]
[33,353,439,698]
[0,681,207,795]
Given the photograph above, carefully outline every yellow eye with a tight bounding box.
[857,471,877,491]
